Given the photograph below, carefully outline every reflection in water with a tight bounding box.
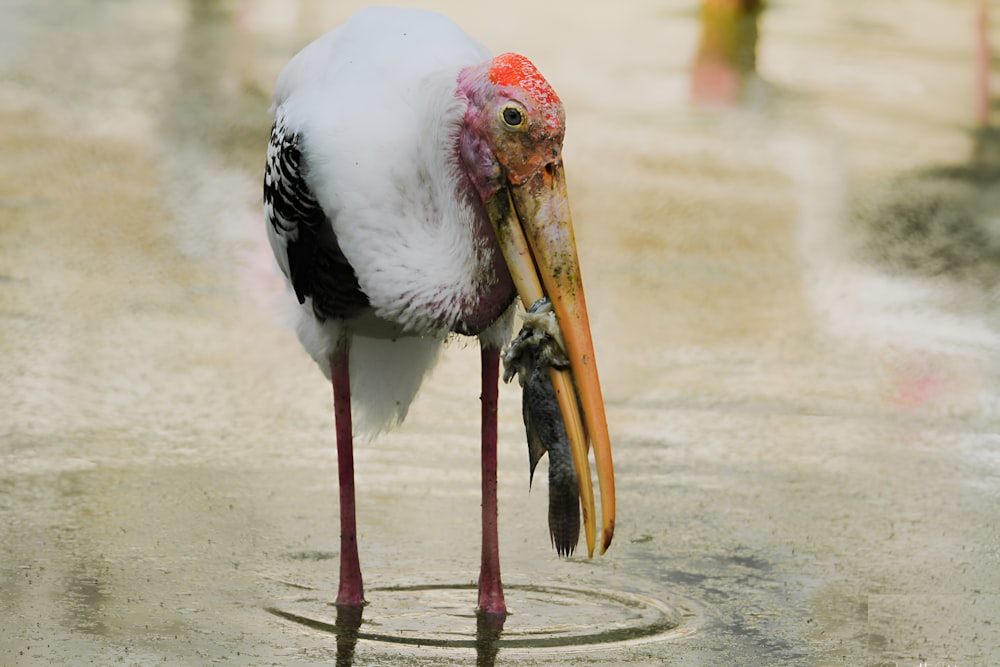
[158,0,270,268]
[691,0,764,106]
[853,136,1000,289]
[64,563,110,636]
[270,600,507,666]
[851,1,1000,290]
[163,0,268,163]
[268,583,688,663]
[843,0,998,412]
[474,611,505,667]
[332,604,362,667]
[55,472,116,638]
[975,0,991,129]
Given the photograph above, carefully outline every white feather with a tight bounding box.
[294,307,441,436]
[277,8,493,335]
[271,8,511,434]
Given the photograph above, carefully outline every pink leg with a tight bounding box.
[477,345,507,617]
[331,335,364,608]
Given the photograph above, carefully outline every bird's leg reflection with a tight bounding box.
[333,603,364,667]
[475,610,506,667]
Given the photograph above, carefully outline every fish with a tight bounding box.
[503,298,581,556]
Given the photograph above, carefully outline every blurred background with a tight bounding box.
[1,1,998,665]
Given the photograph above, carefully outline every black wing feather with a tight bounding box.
[264,110,370,320]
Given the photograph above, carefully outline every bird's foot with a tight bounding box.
[501,297,569,385]
[476,582,508,619]
[335,584,365,610]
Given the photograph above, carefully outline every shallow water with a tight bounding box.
[2,0,999,665]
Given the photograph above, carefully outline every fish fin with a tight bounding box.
[523,393,548,489]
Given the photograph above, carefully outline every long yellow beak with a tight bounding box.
[486,162,615,556]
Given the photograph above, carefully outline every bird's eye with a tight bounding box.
[501,105,524,128]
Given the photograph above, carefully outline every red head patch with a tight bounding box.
[488,53,563,128]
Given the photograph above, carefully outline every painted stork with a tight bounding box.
[264,7,614,617]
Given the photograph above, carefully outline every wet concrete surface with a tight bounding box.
[2,0,999,665]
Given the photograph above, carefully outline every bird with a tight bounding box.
[263,6,615,618]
